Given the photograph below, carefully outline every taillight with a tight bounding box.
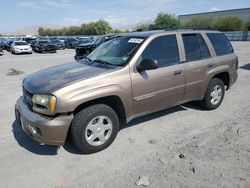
[235,56,239,70]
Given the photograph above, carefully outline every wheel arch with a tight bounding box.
[73,95,127,124]
[212,71,230,90]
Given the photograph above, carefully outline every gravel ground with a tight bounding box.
[0,43,249,188]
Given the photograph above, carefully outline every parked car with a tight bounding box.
[5,40,14,51]
[15,30,238,154]
[23,37,37,44]
[0,47,3,55]
[0,38,7,49]
[64,38,79,49]
[11,41,32,54]
[77,37,92,45]
[33,40,57,53]
[58,37,66,43]
[74,35,114,60]
[50,39,65,50]
[29,39,37,49]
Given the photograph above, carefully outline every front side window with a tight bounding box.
[141,35,180,68]
[182,33,210,62]
[206,33,233,56]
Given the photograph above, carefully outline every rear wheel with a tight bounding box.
[70,104,119,154]
[201,78,225,110]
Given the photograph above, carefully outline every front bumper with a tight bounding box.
[15,97,73,146]
[14,49,32,54]
[74,55,86,61]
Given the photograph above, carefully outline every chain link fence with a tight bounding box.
[224,31,250,41]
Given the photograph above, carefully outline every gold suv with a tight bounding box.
[15,30,238,153]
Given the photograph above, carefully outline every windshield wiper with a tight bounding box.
[79,57,93,65]
[93,59,111,69]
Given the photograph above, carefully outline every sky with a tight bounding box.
[0,0,249,33]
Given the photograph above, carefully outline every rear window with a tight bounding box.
[182,33,210,62]
[206,33,233,56]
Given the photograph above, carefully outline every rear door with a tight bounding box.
[181,33,214,101]
[130,34,186,115]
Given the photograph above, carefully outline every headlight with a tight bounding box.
[32,94,56,115]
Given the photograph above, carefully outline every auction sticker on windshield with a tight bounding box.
[128,38,144,44]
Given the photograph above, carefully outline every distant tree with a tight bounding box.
[214,16,244,31]
[113,29,122,33]
[135,23,150,31]
[150,13,181,29]
[38,20,113,36]
[184,17,214,29]
[85,20,113,35]
[38,27,45,36]
[244,22,250,31]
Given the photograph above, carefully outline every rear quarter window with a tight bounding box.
[206,33,233,56]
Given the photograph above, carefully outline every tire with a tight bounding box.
[201,78,225,110]
[70,104,119,154]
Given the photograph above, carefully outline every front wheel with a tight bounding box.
[201,78,225,110]
[70,104,119,154]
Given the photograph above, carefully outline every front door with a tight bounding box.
[130,34,185,115]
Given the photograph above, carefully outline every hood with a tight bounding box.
[39,43,54,47]
[23,62,110,94]
[77,41,96,48]
[15,45,30,49]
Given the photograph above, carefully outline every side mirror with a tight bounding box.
[137,59,159,71]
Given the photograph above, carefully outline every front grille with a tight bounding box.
[45,45,57,50]
[23,87,33,109]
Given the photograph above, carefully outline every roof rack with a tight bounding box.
[164,26,217,31]
[133,26,217,33]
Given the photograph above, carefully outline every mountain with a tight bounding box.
[4,24,63,36]
[2,20,154,36]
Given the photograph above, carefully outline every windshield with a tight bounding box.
[78,38,91,44]
[15,41,28,46]
[87,36,144,66]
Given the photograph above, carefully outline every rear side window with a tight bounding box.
[142,35,179,68]
[182,33,210,62]
[206,33,233,56]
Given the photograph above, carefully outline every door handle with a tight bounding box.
[208,64,214,69]
[173,70,182,75]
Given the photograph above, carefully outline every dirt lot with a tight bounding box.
[0,43,250,188]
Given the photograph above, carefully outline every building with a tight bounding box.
[179,8,250,24]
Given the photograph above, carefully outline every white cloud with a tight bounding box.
[19,1,45,9]
[99,0,180,27]
[63,18,83,25]
[19,0,74,9]
[196,0,207,5]
[104,16,129,26]
[210,7,219,11]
